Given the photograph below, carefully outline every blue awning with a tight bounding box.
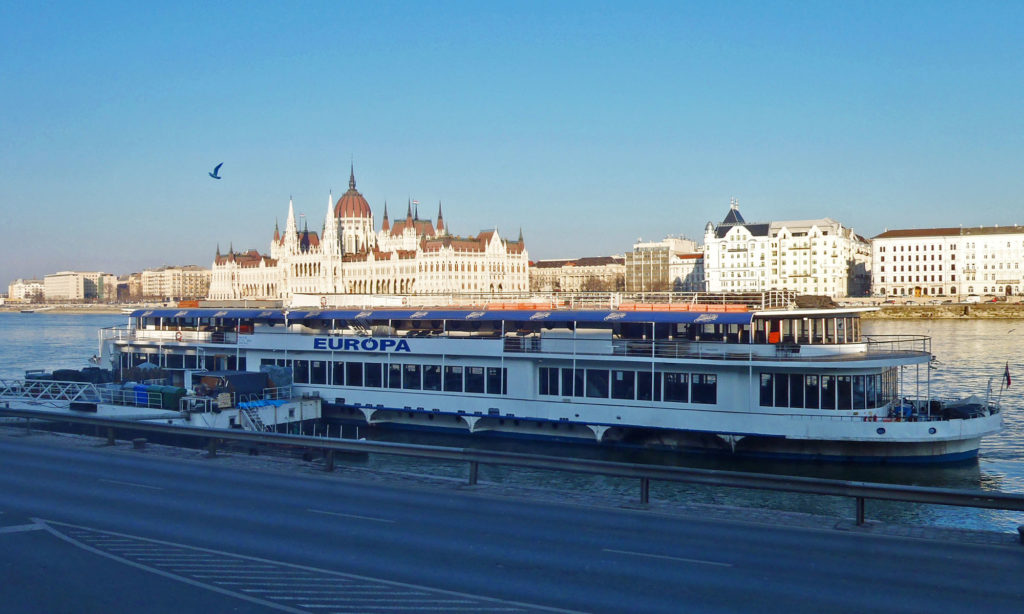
[131,308,753,325]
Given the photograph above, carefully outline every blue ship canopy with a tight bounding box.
[131,308,753,325]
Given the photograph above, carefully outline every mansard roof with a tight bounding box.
[715,223,769,238]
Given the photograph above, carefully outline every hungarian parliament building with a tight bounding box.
[208,168,529,301]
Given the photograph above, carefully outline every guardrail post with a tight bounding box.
[206,438,218,458]
[640,477,650,504]
[106,427,115,446]
[856,497,866,525]
[468,461,479,485]
[324,450,334,472]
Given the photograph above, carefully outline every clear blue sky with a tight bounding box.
[2,1,1022,288]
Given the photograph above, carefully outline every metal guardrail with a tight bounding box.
[2,406,1022,535]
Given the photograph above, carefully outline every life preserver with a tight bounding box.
[175,331,183,342]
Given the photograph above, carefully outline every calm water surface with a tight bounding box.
[1,313,1022,531]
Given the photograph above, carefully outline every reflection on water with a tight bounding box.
[1,313,1022,532]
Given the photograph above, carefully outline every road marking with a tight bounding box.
[34,518,584,613]
[306,508,395,523]
[99,478,164,490]
[0,523,45,534]
[603,548,733,567]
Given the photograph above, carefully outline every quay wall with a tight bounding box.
[861,303,1024,320]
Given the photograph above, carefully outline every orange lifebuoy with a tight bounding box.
[175,331,183,342]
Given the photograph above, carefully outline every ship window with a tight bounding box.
[487,367,504,395]
[664,372,689,402]
[165,353,184,369]
[574,368,586,397]
[837,376,852,409]
[637,371,661,401]
[561,368,574,397]
[293,360,309,384]
[821,375,837,409]
[346,362,363,387]
[789,374,804,408]
[184,354,199,369]
[774,373,789,407]
[803,375,820,409]
[310,361,327,385]
[444,366,464,392]
[691,374,717,404]
[539,367,556,395]
[403,364,421,390]
[853,375,866,409]
[332,361,345,386]
[760,373,773,406]
[387,364,402,388]
[424,365,442,391]
[866,374,877,407]
[465,367,485,393]
[586,369,609,398]
[364,363,383,388]
[612,370,635,400]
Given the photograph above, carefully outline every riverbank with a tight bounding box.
[0,305,126,315]
[861,303,1024,319]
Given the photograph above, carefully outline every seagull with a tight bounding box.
[209,162,223,179]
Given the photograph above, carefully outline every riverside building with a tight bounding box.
[624,237,703,292]
[43,271,118,302]
[530,257,625,292]
[7,278,44,302]
[702,200,871,298]
[208,168,529,301]
[871,225,1024,298]
[141,265,212,301]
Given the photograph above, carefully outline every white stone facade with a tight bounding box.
[702,202,870,298]
[43,271,117,302]
[7,279,44,302]
[141,266,212,300]
[872,225,1024,297]
[209,169,529,301]
[530,257,625,292]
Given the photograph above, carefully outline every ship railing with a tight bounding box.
[100,326,238,345]
[504,335,932,362]
[97,386,165,409]
[311,290,798,311]
[863,335,931,355]
[0,378,104,403]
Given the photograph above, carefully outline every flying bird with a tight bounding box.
[209,162,223,179]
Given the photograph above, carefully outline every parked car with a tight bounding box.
[964,295,982,304]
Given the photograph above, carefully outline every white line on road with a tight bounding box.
[307,508,395,523]
[603,548,733,567]
[99,478,164,490]
[0,523,45,534]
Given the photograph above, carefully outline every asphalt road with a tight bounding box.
[1,433,1022,614]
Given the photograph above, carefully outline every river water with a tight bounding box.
[1,313,1022,532]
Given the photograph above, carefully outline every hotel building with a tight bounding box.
[871,225,1024,297]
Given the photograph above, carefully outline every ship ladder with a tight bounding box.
[240,406,269,432]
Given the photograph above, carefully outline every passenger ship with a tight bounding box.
[95,292,1002,462]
